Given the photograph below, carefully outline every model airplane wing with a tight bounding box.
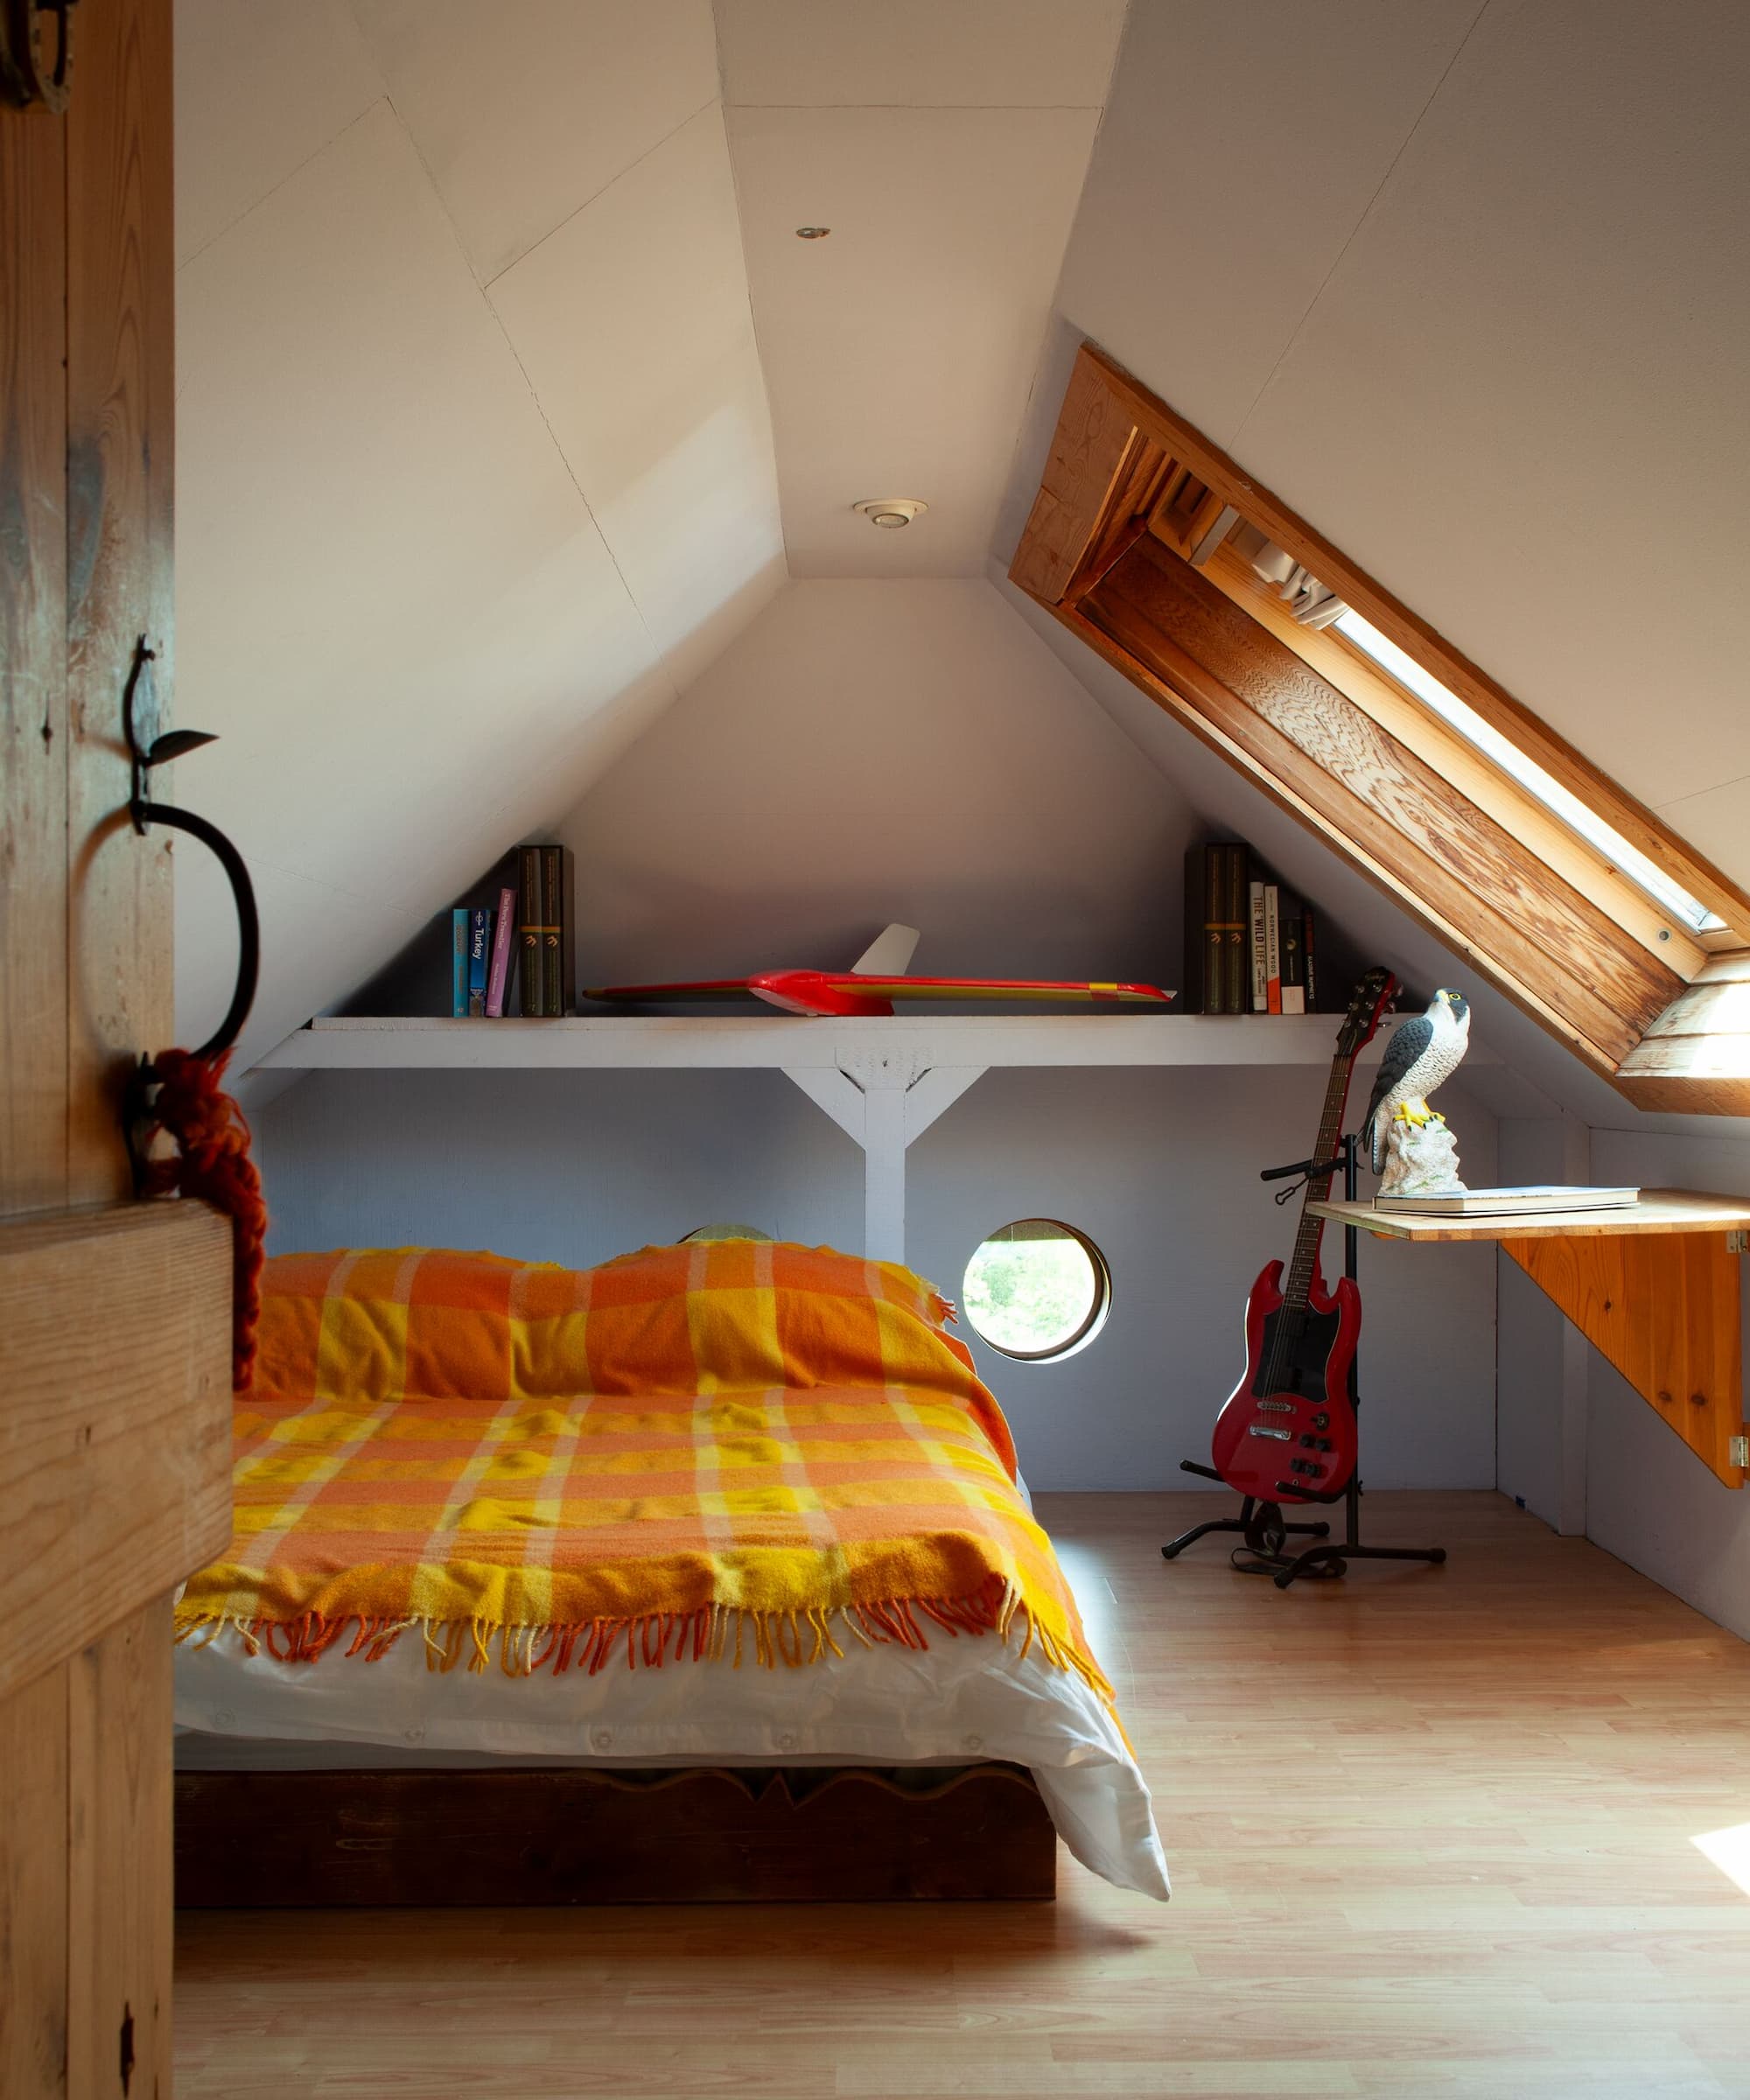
[584,921,1172,1018]
[586,948,1172,1023]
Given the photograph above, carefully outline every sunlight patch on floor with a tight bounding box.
[1690,1820,1750,1897]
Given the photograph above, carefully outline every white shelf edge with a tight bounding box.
[256,1012,1444,1074]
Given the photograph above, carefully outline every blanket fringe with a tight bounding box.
[172,1575,1114,1703]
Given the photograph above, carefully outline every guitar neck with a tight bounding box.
[1282,1049,1360,1311]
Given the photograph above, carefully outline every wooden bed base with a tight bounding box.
[174,1763,1056,1906]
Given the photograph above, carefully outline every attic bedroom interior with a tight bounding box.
[5,2,1750,2095]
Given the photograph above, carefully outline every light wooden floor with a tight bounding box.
[175,1492,1750,2098]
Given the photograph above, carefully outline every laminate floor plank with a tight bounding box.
[175,1492,1750,2100]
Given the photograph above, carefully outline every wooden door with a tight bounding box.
[2,4,232,2094]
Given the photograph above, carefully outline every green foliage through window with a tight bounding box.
[962,1222,1107,1361]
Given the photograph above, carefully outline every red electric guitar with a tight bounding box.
[1209,968,1397,1505]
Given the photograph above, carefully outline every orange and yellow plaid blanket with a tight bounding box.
[174,1242,1112,1700]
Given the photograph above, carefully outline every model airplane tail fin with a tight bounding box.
[850,923,920,976]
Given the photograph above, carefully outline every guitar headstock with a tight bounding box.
[1335,966,1398,1059]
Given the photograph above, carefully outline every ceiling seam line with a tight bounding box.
[175,94,388,276]
[717,85,794,583]
[481,93,722,291]
[1658,771,1750,812]
[368,85,676,682]
[1224,0,1496,455]
[479,285,676,685]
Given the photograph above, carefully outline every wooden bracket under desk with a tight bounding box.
[1307,1190,1750,1488]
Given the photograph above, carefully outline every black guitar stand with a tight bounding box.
[1161,1132,1448,1589]
[1158,1480,1331,1566]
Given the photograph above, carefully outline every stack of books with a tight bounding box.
[450,844,574,1018]
[1185,842,1321,1016]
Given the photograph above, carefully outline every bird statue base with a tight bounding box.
[1378,1111,1466,1198]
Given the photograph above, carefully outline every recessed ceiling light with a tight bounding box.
[852,498,928,530]
[794,226,830,240]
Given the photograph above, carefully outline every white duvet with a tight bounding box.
[176,1620,1170,1900]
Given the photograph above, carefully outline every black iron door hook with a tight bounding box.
[0,0,76,111]
[122,635,260,1183]
[123,634,259,1060]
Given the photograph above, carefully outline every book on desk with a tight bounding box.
[1373,1185,1639,1217]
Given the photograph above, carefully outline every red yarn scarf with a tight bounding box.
[141,1048,268,1390]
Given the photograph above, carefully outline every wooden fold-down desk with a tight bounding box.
[1308,1190,1750,1487]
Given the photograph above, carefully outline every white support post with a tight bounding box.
[781,1050,987,1265]
[862,1083,908,1264]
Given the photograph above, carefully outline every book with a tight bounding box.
[1221,844,1247,1014]
[1374,1185,1641,1216]
[1199,844,1222,1015]
[539,844,574,1017]
[467,907,491,1018]
[1187,840,1322,1018]
[485,883,516,1018]
[451,908,469,1019]
[1264,883,1281,1013]
[1279,892,1306,1015]
[517,844,544,1016]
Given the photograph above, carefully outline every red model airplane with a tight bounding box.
[584,925,1174,1018]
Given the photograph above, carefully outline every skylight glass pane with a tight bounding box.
[1333,611,1724,934]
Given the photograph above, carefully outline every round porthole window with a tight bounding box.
[961,1219,1111,1363]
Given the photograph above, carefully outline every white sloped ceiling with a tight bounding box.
[718,0,1127,578]
[175,0,1131,1069]
[186,0,1742,1143]
[172,0,783,1068]
[1044,0,1750,895]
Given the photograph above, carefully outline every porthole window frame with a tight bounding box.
[960,1217,1113,1366]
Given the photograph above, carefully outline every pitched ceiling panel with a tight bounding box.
[173,0,384,266]
[1228,0,1750,828]
[490,105,785,693]
[177,854,424,1084]
[348,0,719,283]
[557,578,1191,990]
[175,101,675,1067]
[716,0,1129,107]
[1653,779,1750,894]
[729,104,1101,576]
[1055,0,1486,448]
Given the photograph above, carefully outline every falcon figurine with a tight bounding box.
[1360,989,1472,1174]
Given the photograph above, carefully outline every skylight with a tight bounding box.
[1333,611,1725,934]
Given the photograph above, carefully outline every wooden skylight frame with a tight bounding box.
[1011,343,1750,1115]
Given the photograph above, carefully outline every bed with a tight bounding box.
[172,1240,1168,1903]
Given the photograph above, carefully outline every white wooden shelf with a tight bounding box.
[261,1012,1413,1073]
[260,1012,1457,1270]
